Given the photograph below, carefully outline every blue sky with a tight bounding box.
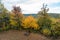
[1,0,60,14]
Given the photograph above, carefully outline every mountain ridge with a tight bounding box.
[23,13,60,18]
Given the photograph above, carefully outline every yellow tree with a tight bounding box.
[22,16,39,30]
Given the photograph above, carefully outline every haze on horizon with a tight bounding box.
[1,0,60,14]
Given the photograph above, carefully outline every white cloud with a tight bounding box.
[19,3,42,14]
[2,0,18,2]
[48,7,60,13]
[2,0,60,14]
[44,0,60,4]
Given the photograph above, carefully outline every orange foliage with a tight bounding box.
[22,16,39,30]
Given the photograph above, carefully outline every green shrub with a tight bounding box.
[2,26,10,31]
[51,22,60,37]
[41,28,51,36]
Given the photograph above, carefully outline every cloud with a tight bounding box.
[2,0,60,14]
[2,0,19,2]
[19,3,42,14]
[37,0,60,5]
[48,7,60,13]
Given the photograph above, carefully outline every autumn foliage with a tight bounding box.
[22,16,39,30]
[0,2,60,38]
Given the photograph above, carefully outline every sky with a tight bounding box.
[1,0,60,14]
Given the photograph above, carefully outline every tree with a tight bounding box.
[10,6,23,30]
[0,0,3,13]
[22,16,39,30]
[38,4,49,17]
[0,1,10,31]
[37,4,52,36]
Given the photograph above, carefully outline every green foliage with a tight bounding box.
[0,3,60,38]
[9,6,23,30]
[38,16,51,28]
[51,22,60,37]
[37,4,52,36]
[42,28,51,36]
[0,3,10,31]
[38,4,51,27]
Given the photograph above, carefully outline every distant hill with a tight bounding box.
[23,13,60,18]
[48,13,60,18]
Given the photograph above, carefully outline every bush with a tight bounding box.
[2,26,10,31]
[22,16,39,30]
[51,22,60,37]
[0,28,3,32]
[41,28,51,36]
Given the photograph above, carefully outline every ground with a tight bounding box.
[0,30,60,40]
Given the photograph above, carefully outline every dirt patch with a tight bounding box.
[0,30,59,40]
